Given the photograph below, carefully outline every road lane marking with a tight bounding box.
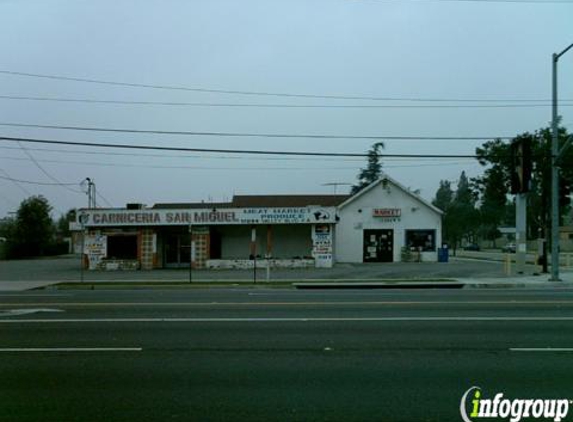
[0,308,64,317]
[0,347,142,352]
[3,316,573,323]
[2,300,573,307]
[510,348,573,352]
[0,294,73,297]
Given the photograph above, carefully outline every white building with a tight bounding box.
[334,176,443,263]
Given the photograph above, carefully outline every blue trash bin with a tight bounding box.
[437,247,449,263]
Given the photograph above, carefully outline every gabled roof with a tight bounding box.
[152,195,349,210]
[232,195,349,208]
[338,175,444,215]
[152,202,232,209]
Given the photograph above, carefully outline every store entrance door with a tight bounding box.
[363,229,394,263]
[164,234,191,268]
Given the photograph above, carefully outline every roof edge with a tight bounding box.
[338,175,444,215]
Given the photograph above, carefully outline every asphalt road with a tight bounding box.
[2,288,573,421]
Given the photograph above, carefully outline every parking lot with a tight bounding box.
[0,254,544,283]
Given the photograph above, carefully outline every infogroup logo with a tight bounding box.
[460,387,571,422]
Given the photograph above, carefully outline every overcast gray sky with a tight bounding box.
[0,0,572,218]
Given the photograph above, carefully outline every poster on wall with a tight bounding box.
[312,224,333,268]
[84,235,107,270]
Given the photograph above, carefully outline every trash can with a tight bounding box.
[437,247,449,263]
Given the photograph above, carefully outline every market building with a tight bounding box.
[335,176,443,263]
[74,176,443,270]
[75,195,343,271]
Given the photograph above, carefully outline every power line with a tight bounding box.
[17,141,83,194]
[0,135,485,158]
[96,191,113,208]
[0,70,571,103]
[0,154,476,170]
[0,144,478,162]
[0,122,513,140]
[0,144,365,162]
[0,173,79,186]
[0,95,572,108]
[0,168,32,196]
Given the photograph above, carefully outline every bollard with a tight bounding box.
[504,254,512,276]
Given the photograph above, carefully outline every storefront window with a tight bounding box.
[107,235,137,259]
[405,230,436,252]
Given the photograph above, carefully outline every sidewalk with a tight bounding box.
[1,271,572,291]
[1,255,572,291]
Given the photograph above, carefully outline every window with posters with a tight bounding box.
[405,230,436,252]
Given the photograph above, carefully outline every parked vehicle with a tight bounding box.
[463,243,480,251]
[501,243,516,253]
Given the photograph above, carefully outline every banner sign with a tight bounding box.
[76,207,337,228]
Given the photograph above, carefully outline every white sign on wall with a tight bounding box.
[312,224,333,268]
[84,234,107,270]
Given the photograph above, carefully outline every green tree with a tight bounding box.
[433,180,454,212]
[12,196,55,257]
[474,126,572,243]
[56,209,77,240]
[432,180,455,248]
[434,172,479,253]
[351,142,385,195]
[452,172,479,249]
[472,166,510,246]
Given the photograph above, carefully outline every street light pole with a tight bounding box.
[550,42,573,282]
[551,52,560,281]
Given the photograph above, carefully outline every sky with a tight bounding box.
[0,0,572,218]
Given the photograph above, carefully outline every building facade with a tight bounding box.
[335,177,443,263]
[74,176,443,270]
[76,196,343,271]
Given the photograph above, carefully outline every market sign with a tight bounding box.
[76,207,337,228]
[372,208,401,218]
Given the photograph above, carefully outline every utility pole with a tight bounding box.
[550,42,573,281]
[510,138,531,275]
[83,178,97,209]
[189,225,193,283]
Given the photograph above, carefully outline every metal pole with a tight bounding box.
[516,193,527,274]
[251,226,257,284]
[80,227,85,282]
[550,53,561,281]
[189,225,193,283]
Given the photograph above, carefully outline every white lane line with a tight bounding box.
[0,294,73,297]
[0,347,142,352]
[0,308,64,317]
[2,300,573,307]
[510,348,573,352]
[2,316,573,323]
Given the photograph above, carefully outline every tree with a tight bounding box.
[472,166,510,246]
[474,126,572,244]
[56,209,77,240]
[351,142,385,195]
[433,180,454,212]
[11,196,55,257]
[449,172,479,251]
[434,172,479,253]
[432,180,454,247]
